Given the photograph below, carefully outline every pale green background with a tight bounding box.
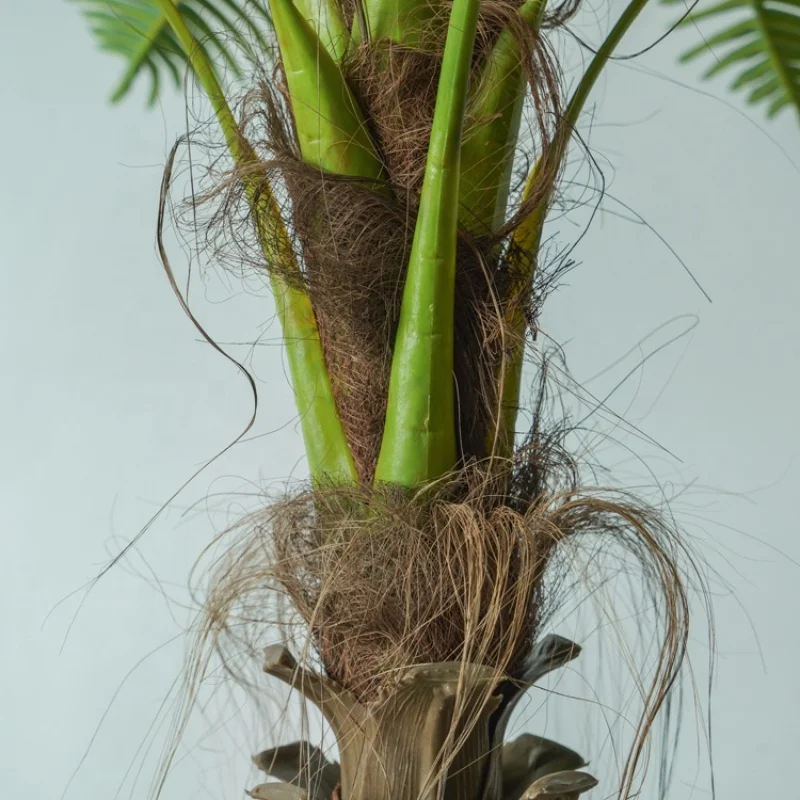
[1,1,799,797]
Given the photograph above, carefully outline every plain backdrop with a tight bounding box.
[1,1,799,798]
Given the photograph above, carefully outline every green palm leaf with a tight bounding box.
[665,0,800,122]
[73,0,272,105]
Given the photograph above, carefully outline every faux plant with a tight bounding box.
[74,0,698,798]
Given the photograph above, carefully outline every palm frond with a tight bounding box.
[665,0,800,122]
[73,0,272,105]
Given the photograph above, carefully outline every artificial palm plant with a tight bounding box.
[75,0,695,798]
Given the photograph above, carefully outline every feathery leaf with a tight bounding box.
[664,0,800,123]
[73,0,272,105]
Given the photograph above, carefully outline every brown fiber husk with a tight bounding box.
[199,406,692,706]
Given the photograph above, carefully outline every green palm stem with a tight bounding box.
[268,0,385,489]
[373,0,482,487]
[293,0,351,62]
[352,0,437,46]
[458,0,547,235]
[455,0,546,460]
[153,0,358,484]
[496,0,654,461]
[270,0,383,176]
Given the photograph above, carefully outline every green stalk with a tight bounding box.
[373,0,481,487]
[458,0,546,234]
[294,0,351,62]
[153,0,357,484]
[515,0,654,250]
[271,0,382,177]
[352,0,437,46]
[496,0,653,459]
